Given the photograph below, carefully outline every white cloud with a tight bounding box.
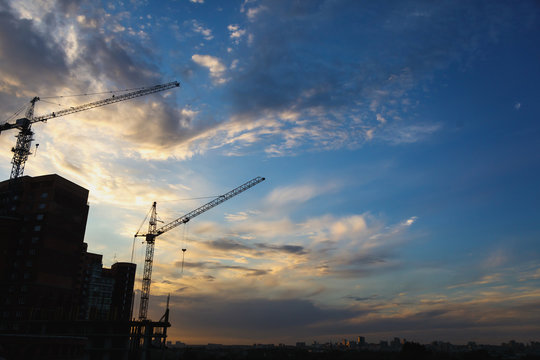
[190,0,204,3]
[113,23,126,32]
[246,5,267,21]
[192,54,228,84]
[365,128,375,140]
[224,211,261,222]
[76,15,98,28]
[192,20,213,40]
[382,123,442,144]
[403,216,417,226]
[228,24,246,43]
[265,184,320,208]
[482,247,509,269]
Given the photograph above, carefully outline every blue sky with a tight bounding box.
[1,0,540,345]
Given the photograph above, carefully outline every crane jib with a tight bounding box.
[153,176,265,236]
[32,81,180,123]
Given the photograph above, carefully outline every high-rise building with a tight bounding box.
[0,174,135,326]
[78,252,136,321]
[110,262,136,321]
[0,174,90,327]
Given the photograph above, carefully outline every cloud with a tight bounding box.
[173,259,270,277]
[482,247,509,269]
[256,243,307,255]
[228,24,246,44]
[0,0,222,169]
[265,184,320,208]
[243,5,268,22]
[191,20,213,40]
[215,0,535,154]
[192,54,228,84]
[162,296,357,343]
[152,272,540,344]
[0,2,69,96]
[403,216,417,226]
[380,123,442,144]
[2,0,536,166]
[201,238,307,257]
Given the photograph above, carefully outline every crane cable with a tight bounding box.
[131,205,153,263]
[3,85,165,123]
[40,85,167,99]
[2,102,29,124]
[181,222,188,273]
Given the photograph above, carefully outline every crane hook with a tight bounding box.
[181,248,187,273]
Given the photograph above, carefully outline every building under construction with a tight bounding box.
[0,174,170,360]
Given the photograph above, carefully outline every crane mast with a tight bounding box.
[0,81,180,180]
[134,176,265,320]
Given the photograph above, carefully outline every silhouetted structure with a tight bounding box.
[0,174,138,359]
[0,174,90,324]
[79,252,136,321]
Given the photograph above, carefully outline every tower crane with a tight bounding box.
[0,81,180,180]
[134,176,265,321]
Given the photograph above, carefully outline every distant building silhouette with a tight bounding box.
[80,252,136,321]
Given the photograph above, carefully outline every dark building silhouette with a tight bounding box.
[0,174,90,325]
[0,174,138,359]
[79,251,136,321]
[109,262,137,321]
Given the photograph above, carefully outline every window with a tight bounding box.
[36,214,44,221]
[31,237,39,243]
[33,225,41,232]
[38,203,46,209]
[41,192,48,198]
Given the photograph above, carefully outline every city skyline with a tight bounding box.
[1,0,539,345]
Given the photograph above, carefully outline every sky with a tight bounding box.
[1,0,540,346]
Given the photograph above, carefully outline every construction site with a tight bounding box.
[0,83,265,359]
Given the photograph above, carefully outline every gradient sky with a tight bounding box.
[1,0,540,346]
